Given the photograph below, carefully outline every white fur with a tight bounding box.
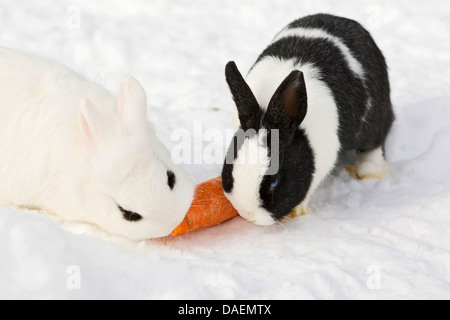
[229,134,275,225]
[355,147,391,179]
[228,57,340,225]
[273,27,365,79]
[0,47,194,241]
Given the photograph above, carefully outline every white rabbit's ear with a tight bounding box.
[79,98,109,149]
[117,76,148,133]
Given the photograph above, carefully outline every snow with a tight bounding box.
[1,0,450,299]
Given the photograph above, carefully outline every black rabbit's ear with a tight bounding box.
[225,61,262,131]
[263,70,308,132]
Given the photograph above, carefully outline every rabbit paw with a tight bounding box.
[287,204,310,219]
[346,147,391,180]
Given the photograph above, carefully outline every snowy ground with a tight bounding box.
[0,0,449,299]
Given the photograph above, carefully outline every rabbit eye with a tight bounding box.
[269,176,280,192]
[167,170,176,190]
[118,205,143,222]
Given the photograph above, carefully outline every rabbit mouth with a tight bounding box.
[239,208,276,226]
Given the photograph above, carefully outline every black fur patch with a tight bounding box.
[259,129,314,220]
[293,14,394,151]
[222,136,238,194]
[225,61,263,131]
[256,14,394,151]
[260,71,314,220]
[167,170,176,190]
[118,206,143,222]
[222,129,257,194]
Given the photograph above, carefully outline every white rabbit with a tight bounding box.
[0,47,194,241]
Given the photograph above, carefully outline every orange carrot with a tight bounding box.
[171,176,239,236]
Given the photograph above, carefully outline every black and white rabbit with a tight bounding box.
[222,14,394,225]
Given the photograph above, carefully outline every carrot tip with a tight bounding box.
[170,176,239,236]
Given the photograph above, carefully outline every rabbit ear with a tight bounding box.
[79,98,111,149]
[263,70,308,132]
[117,76,148,133]
[225,61,262,131]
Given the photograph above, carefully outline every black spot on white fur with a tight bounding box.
[118,205,143,222]
[167,170,176,190]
